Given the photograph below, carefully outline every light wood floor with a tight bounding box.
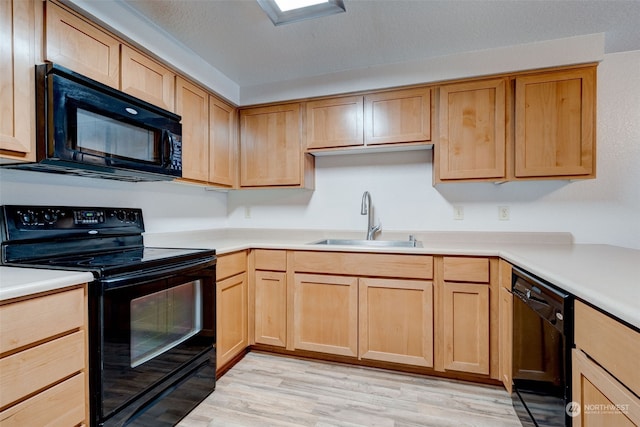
[178,352,522,427]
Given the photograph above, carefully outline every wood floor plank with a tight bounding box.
[178,352,521,427]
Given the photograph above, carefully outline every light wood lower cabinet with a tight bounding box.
[498,260,513,394]
[436,256,498,377]
[572,349,640,426]
[216,252,248,371]
[254,271,287,347]
[572,300,640,426]
[0,286,88,426]
[442,282,490,375]
[293,273,359,357]
[359,278,433,367]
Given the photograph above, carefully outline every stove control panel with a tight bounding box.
[1,205,144,241]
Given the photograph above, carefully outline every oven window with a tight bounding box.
[75,108,161,164]
[130,280,202,367]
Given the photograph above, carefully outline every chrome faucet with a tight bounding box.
[360,191,381,240]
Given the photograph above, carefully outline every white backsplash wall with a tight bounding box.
[0,169,229,233]
[228,51,640,249]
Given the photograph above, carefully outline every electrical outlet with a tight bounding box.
[244,206,251,219]
[453,205,464,220]
[498,206,510,221]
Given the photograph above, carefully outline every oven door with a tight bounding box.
[90,262,216,422]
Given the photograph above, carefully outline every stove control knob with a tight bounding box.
[43,210,58,224]
[21,211,36,225]
[127,211,138,222]
[116,210,127,222]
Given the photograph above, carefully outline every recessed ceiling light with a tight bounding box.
[257,0,346,26]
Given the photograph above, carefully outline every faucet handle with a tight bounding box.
[409,234,415,242]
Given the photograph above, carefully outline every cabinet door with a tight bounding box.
[254,270,287,347]
[443,282,490,375]
[216,272,248,369]
[359,278,433,367]
[240,103,303,187]
[209,96,237,187]
[293,274,358,357]
[514,67,595,178]
[364,87,431,145]
[176,77,209,182]
[436,79,506,181]
[305,96,364,149]
[0,0,35,161]
[45,2,120,88]
[499,286,513,393]
[572,349,640,427]
[121,45,175,111]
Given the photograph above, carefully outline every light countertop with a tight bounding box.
[2,229,638,330]
[0,267,93,301]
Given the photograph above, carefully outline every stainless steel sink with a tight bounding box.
[312,239,423,248]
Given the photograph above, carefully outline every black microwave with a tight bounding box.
[7,63,182,181]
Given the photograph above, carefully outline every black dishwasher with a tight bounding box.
[512,267,574,427]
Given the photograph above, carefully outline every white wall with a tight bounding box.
[1,52,638,248]
[0,169,229,233]
[228,50,640,249]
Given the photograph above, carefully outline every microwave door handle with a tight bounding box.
[162,130,172,167]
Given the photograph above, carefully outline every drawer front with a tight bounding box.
[293,251,433,279]
[217,251,247,280]
[254,249,287,271]
[0,372,86,427]
[0,331,85,408]
[443,257,490,283]
[575,301,640,395]
[0,287,84,354]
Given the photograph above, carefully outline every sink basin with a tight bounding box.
[312,239,423,248]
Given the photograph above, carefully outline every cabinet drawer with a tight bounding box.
[217,251,247,280]
[575,301,640,395]
[443,257,490,283]
[0,331,85,408]
[293,251,433,279]
[0,287,84,354]
[254,249,287,271]
[0,372,86,427]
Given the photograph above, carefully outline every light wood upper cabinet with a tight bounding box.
[176,77,209,183]
[364,87,432,145]
[240,103,314,188]
[120,45,175,112]
[45,1,120,88]
[436,78,506,182]
[209,95,237,187]
[0,0,36,162]
[293,273,358,357]
[359,278,434,367]
[305,96,364,150]
[514,67,596,179]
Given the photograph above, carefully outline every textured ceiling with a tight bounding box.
[121,0,640,87]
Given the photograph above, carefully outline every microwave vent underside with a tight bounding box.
[2,162,170,182]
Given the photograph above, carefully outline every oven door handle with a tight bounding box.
[100,257,215,289]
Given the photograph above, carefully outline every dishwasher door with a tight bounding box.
[511,268,573,427]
